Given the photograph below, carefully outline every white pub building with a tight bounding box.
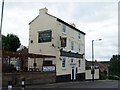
[28,8,98,82]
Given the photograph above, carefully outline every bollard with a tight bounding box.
[21,78,25,89]
[8,81,12,90]
[14,78,17,86]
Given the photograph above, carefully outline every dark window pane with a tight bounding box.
[43,61,52,66]
[61,38,67,47]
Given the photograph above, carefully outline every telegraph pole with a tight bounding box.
[0,0,4,35]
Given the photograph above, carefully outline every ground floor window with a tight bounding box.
[62,57,66,69]
[71,58,74,63]
[78,60,81,67]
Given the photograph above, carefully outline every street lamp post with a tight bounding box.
[92,40,94,81]
[92,39,102,81]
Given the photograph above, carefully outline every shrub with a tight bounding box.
[107,75,120,80]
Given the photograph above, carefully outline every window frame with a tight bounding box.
[62,57,66,69]
[78,43,80,52]
[61,37,67,47]
[78,32,81,40]
[78,60,81,67]
[62,24,66,34]
[71,41,74,51]
[71,58,74,63]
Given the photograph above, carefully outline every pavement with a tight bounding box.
[2,80,120,90]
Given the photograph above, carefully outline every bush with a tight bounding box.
[100,74,107,80]
[107,75,120,80]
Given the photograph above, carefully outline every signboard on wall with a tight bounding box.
[38,30,52,43]
[43,66,55,72]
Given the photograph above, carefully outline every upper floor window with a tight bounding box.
[78,32,81,39]
[78,43,80,52]
[38,30,52,43]
[62,24,66,33]
[71,41,74,51]
[62,57,66,68]
[78,60,81,67]
[61,37,67,47]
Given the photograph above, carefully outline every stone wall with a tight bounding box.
[2,72,56,86]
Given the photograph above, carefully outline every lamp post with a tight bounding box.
[0,0,4,35]
[92,39,102,81]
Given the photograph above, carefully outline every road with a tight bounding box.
[28,80,119,88]
[2,80,119,90]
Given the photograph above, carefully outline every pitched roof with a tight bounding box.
[47,13,86,35]
[85,60,108,72]
[29,10,86,35]
[29,15,39,25]
[57,18,86,35]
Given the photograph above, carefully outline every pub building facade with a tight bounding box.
[28,8,86,82]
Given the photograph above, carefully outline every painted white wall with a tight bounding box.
[28,8,85,76]
[85,69,99,80]
[56,22,85,75]
[28,8,59,69]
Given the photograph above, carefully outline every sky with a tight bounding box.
[0,0,119,61]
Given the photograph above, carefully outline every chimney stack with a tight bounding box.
[39,8,48,14]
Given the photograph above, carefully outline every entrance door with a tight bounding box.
[72,68,74,80]
[70,64,76,81]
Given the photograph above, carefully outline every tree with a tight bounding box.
[109,55,120,77]
[2,34,21,51]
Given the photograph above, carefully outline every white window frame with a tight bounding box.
[71,41,74,51]
[62,57,66,69]
[78,60,81,67]
[62,24,66,34]
[71,58,74,63]
[78,32,81,40]
[78,43,80,52]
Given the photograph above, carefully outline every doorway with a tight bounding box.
[70,64,76,81]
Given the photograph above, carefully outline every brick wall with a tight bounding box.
[2,72,56,86]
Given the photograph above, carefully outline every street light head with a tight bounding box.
[98,39,102,41]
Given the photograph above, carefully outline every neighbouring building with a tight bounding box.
[28,8,86,82]
[85,60,99,80]
[85,60,109,80]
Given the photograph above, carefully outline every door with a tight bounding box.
[71,64,76,81]
[72,68,74,80]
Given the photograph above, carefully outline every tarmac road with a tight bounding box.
[2,80,119,90]
[28,80,119,88]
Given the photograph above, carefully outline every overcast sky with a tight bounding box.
[1,0,119,61]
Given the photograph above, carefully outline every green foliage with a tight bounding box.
[109,55,120,77]
[100,74,107,80]
[107,75,120,80]
[99,70,108,80]
[2,34,21,51]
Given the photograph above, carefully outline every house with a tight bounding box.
[97,61,109,78]
[85,60,108,80]
[28,8,86,82]
[85,60,99,80]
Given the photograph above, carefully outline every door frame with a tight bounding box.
[70,63,76,80]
